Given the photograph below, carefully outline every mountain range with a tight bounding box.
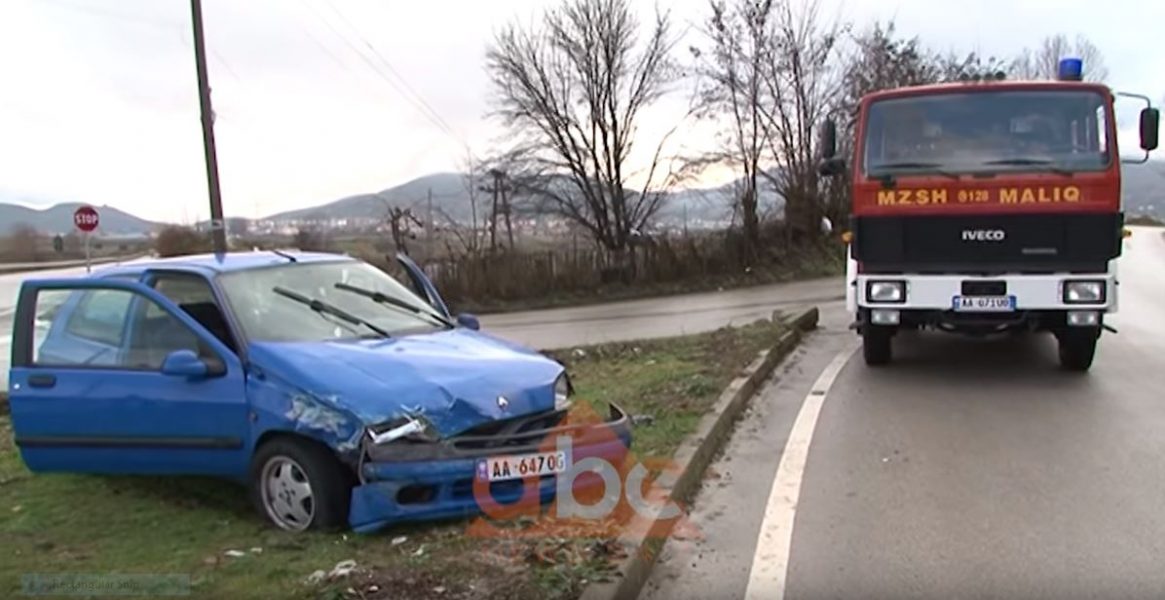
[3,161,1164,234]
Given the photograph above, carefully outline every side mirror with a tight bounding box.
[818,157,847,177]
[1140,107,1160,151]
[819,119,838,159]
[456,313,481,331]
[161,349,223,378]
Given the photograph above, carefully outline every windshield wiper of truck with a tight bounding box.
[272,286,391,338]
[333,282,454,329]
[868,161,961,187]
[980,158,1073,176]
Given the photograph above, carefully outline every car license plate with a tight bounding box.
[951,295,1016,312]
[477,450,568,482]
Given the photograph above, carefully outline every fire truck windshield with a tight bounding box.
[862,89,1112,178]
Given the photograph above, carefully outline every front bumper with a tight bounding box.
[856,272,1117,312]
[348,403,632,533]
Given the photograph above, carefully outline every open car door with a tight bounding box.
[394,253,451,320]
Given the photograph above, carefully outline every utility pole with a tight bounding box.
[190,0,227,254]
[426,188,433,261]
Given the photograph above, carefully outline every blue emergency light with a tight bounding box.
[1058,58,1083,81]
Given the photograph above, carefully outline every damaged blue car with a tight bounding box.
[6,252,631,533]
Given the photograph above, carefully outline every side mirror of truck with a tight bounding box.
[818,157,847,177]
[1140,107,1160,151]
[819,119,838,159]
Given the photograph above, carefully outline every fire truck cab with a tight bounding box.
[820,58,1160,371]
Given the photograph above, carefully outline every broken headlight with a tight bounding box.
[555,373,572,411]
[366,415,438,445]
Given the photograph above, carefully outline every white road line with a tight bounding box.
[745,343,858,600]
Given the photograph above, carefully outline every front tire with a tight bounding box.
[1058,329,1098,372]
[863,324,893,366]
[250,437,353,532]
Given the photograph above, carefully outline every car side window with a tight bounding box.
[33,288,210,371]
[63,290,132,346]
[150,274,238,353]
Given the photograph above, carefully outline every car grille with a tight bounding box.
[450,409,568,452]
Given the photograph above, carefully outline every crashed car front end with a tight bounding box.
[349,401,632,533]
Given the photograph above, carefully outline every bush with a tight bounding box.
[155,226,212,257]
[293,228,330,252]
[1,224,41,262]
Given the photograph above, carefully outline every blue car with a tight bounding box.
[6,251,631,533]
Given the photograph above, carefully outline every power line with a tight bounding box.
[297,0,466,148]
[318,0,461,139]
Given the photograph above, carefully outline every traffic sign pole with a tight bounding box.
[84,232,91,273]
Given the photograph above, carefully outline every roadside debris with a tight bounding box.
[572,348,587,358]
[224,550,246,558]
[330,559,358,578]
[391,536,408,546]
[631,414,656,427]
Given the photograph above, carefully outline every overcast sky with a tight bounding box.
[1,0,1162,223]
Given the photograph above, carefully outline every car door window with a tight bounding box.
[33,288,210,371]
[149,274,238,353]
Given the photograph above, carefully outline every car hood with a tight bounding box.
[246,329,563,438]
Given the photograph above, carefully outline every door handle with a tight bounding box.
[27,374,57,389]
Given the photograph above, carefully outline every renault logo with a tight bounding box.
[497,396,510,410]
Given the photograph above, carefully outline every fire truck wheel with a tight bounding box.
[862,325,893,366]
[1057,329,1098,372]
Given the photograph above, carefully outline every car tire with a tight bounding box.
[862,324,893,366]
[1058,329,1098,372]
[250,437,353,532]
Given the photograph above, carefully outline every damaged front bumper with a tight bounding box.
[348,402,632,533]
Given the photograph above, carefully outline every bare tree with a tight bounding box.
[758,0,846,242]
[2,224,41,262]
[485,0,679,254]
[693,0,773,264]
[380,199,423,256]
[1011,34,1108,82]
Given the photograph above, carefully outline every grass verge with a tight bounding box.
[0,319,787,599]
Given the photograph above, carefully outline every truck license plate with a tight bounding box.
[477,451,569,482]
[952,295,1016,312]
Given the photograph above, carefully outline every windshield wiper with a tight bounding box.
[333,282,453,329]
[272,286,391,338]
[868,161,961,184]
[980,158,1073,176]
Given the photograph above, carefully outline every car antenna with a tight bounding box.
[272,249,297,263]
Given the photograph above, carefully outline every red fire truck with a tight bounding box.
[819,58,1160,371]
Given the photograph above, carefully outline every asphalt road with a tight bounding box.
[642,228,1165,600]
[0,257,840,391]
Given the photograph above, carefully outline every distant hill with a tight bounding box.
[0,202,161,235]
[6,161,1163,236]
[263,173,472,223]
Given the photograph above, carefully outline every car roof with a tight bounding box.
[93,251,358,278]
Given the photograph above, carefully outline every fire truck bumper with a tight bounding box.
[854,272,1117,333]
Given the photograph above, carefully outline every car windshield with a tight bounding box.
[217,260,447,342]
[862,89,1111,176]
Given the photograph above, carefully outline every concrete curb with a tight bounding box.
[580,305,820,600]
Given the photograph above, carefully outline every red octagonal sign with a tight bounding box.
[73,205,99,233]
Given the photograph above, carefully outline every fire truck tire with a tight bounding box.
[1057,329,1098,372]
[862,325,892,366]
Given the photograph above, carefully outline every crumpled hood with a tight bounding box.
[247,329,563,437]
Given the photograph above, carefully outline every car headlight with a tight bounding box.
[555,374,572,411]
[867,280,905,303]
[1063,280,1105,304]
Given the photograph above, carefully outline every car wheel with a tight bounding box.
[250,438,353,532]
[862,324,893,366]
[1058,329,1098,372]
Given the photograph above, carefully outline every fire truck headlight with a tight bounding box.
[1063,280,1105,304]
[867,280,905,303]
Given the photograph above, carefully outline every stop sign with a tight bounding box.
[73,205,99,233]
